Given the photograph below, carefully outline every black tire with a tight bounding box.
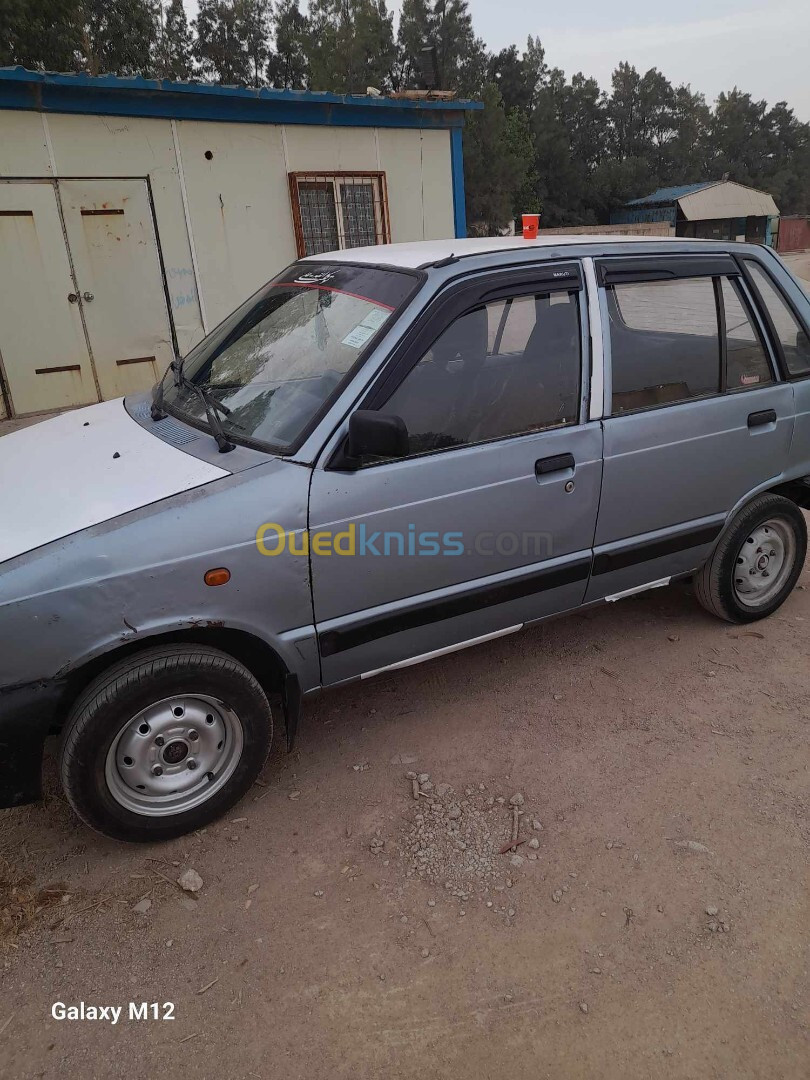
[59,644,273,842]
[695,494,807,624]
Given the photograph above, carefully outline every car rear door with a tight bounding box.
[586,253,794,603]
[308,262,603,685]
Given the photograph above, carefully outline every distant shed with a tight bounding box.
[611,180,779,246]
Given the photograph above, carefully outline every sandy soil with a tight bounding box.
[1,568,808,1079]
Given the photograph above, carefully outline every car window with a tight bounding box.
[609,278,721,414]
[720,277,773,391]
[383,290,582,457]
[745,260,810,376]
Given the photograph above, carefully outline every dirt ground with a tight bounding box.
[1,567,809,1079]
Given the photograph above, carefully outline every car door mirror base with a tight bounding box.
[331,410,409,470]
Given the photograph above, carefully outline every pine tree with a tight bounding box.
[267,0,309,88]
[193,0,250,84]
[80,0,161,76]
[305,0,394,94]
[396,0,487,95]
[156,0,192,80]
[239,0,272,87]
[463,82,531,233]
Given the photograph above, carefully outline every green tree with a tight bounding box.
[156,0,192,80]
[0,0,82,69]
[267,0,309,88]
[397,0,487,95]
[306,0,395,94]
[240,0,272,87]
[80,0,161,75]
[193,0,250,84]
[463,81,531,233]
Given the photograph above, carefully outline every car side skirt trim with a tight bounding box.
[359,624,523,680]
[593,522,723,576]
[318,558,592,657]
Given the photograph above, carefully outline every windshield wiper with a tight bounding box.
[151,360,236,454]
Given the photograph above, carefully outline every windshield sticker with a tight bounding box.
[294,270,338,285]
[342,323,378,349]
[360,307,389,330]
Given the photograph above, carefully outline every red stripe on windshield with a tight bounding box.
[272,281,395,310]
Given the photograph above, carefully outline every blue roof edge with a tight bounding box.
[0,66,483,129]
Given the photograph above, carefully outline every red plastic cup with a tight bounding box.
[522,213,540,240]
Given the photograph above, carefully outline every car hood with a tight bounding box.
[0,399,229,565]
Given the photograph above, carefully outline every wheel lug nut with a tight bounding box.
[187,759,197,771]
[152,764,164,777]
[155,736,165,747]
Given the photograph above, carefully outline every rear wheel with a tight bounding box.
[59,644,273,842]
[695,494,807,623]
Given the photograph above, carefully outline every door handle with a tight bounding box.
[748,409,777,429]
[535,452,575,476]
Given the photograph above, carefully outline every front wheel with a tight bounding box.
[695,493,807,624]
[59,644,273,842]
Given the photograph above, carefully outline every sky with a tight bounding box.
[182,0,810,121]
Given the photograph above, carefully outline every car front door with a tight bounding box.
[586,253,794,603]
[308,263,603,685]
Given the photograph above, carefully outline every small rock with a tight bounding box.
[314,890,324,898]
[447,806,461,820]
[509,793,525,807]
[427,899,436,907]
[510,854,525,868]
[673,839,713,855]
[420,780,434,793]
[436,783,453,798]
[720,920,730,932]
[590,967,602,974]
[418,773,430,784]
[420,948,430,958]
[532,820,543,831]
[553,693,563,701]
[391,753,418,765]
[705,905,719,916]
[166,939,173,947]
[132,898,152,915]
[657,904,664,913]
[668,634,679,642]
[288,791,301,800]
[507,908,516,917]
[177,869,203,893]
[552,889,563,903]
[527,852,538,861]
[708,920,719,932]
[406,771,417,780]
[579,1002,589,1014]
[528,837,540,850]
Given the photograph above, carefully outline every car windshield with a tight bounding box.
[159,261,418,452]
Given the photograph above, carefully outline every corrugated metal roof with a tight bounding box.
[626,182,717,206]
[0,66,481,112]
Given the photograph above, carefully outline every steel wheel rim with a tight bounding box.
[104,694,244,817]
[732,517,796,609]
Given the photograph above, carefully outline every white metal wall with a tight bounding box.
[0,107,454,350]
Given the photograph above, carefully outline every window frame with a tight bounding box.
[597,255,780,419]
[328,261,587,470]
[737,255,810,381]
[288,171,391,258]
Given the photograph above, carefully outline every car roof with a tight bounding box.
[302,234,730,270]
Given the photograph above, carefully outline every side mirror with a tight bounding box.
[347,410,409,460]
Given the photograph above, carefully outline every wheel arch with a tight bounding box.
[57,627,291,735]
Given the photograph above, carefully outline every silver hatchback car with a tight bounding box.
[2,236,810,841]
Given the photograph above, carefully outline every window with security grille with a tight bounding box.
[289,173,390,258]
